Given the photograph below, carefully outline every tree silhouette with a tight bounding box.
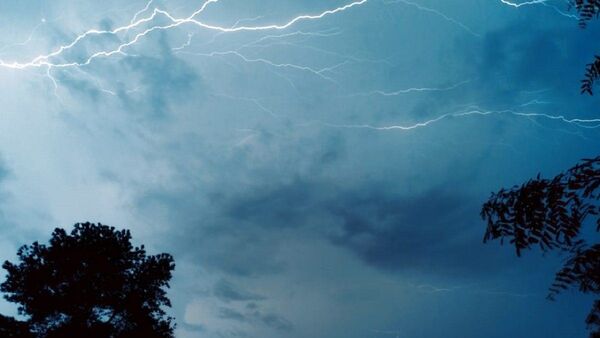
[0,222,175,338]
[482,158,600,336]
[482,3,600,336]
[571,0,600,27]
[0,314,34,338]
[569,0,600,94]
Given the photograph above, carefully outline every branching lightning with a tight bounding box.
[385,0,481,37]
[0,20,46,56]
[499,0,579,19]
[0,0,596,138]
[500,0,548,7]
[345,79,471,97]
[0,0,369,70]
[320,107,600,131]
[408,281,535,298]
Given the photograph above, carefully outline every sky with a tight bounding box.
[0,0,598,337]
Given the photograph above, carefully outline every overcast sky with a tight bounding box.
[0,0,598,337]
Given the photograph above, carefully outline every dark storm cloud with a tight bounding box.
[220,178,497,277]
[131,111,508,282]
[325,186,476,273]
[56,72,106,102]
[218,307,247,322]
[0,158,39,253]
[210,278,293,332]
[0,157,12,211]
[460,15,600,111]
[0,159,8,182]
[131,128,351,279]
[136,185,288,278]
[197,226,288,277]
[399,15,600,127]
[216,305,293,332]
[260,313,292,332]
[121,44,199,117]
[54,30,200,117]
[223,178,314,229]
[141,135,495,279]
[213,279,266,302]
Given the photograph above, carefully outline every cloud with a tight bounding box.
[213,279,266,302]
[457,15,600,111]
[209,176,503,278]
[120,33,200,117]
[260,313,292,332]
[183,289,293,337]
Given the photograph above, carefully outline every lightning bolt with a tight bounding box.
[230,28,389,67]
[130,0,156,25]
[0,0,379,104]
[345,79,471,97]
[385,0,481,37]
[0,20,46,56]
[499,0,548,7]
[319,107,600,131]
[1,0,593,137]
[519,99,552,107]
[179,50,344,85]
[408,281,535,298]
[212,93,279,118]
[499,0,579,19]
[173,28,374,88]
[0,0,369,70]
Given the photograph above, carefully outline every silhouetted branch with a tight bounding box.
[482,157,600,337]
[482,157,600,256]
[570,0,600,27]
[582,56,600,95]
[567,1,600,94]
[549,244,600,299]
[586,300,600,337]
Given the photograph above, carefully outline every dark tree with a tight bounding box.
[482,157,600,337]
[581,54,600,95]
[0,222,175,338]
[571,0,600,27]
[569,0,600,94]
[482,2,600,336]
[0,314,34,338]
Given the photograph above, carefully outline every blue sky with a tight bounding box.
[0,0,598,337]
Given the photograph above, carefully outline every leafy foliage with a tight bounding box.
[483,4,600,334]
[0,314,34,338]
[587,300,600,338]
[482,157,600,337]
[581,56,600,95]
[0,222,175,338]
[568,1,600,94]
[570,0,600,27]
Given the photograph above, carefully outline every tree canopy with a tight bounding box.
[482,2,600,336]
[571,0,600,27]
[570,0,600,94]
[481,157,600,336]
[0,222,175,338]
